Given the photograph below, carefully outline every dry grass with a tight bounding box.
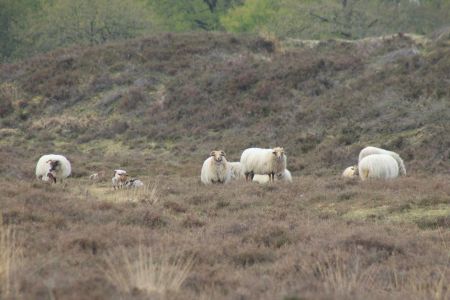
[102,245,195,296]
[0,217,21,298]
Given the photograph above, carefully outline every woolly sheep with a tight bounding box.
[240,147,286,182]
[35,154,71,183]
[358,154,399,181]
[112,169,128,189]
[359,146,406,176]
[253,169,293,184]
[342,166,358,178]
[200,150,231,185]
[228,162,243,180]
[124,178,144,188]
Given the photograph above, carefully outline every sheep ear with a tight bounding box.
[221,151,226,156]
[210,151,215,156]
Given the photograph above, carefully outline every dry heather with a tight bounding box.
[0,173,449,299]
[0,31,449,299]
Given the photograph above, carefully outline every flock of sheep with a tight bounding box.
[201,145,406,185]
[34,146,406,188]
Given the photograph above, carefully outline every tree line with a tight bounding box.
[1,0,449,61]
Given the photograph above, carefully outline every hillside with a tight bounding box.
[1,32,449,178]
[1,32,450,299]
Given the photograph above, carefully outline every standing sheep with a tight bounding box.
[240,147,286,182]
[112,169,128,189]
[358,154,399,181]
[253,169,293,184]
[35,154,71,183]
[359,146,406,176]
[228,162,243,180]
[342,166,358,178]
[200,150,231,185]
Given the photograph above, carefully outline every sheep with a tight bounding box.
[240,147,286,182]
[124,178,144,188]
[200,150,231,185]
[35,154,71,183]
[252,169,293,184]
[89,171,106,181]
[358,154,399,181]
[228,162,243,180]
[112,169,128,189]
[342,165,358,178]
[359,146,406,176]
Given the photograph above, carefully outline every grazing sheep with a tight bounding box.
[35,154,71,183]
[228,162,243,180]
[358,154,399,181]
[89,171,105,181]
[253,169,293,184]
[200,150,231,184]
[124,178,144,188]
[342,166,358,178]
[240,147,286,182]
[359,146,406,175]
[112,169,128,189]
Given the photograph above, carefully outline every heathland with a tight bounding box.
[0,32,449,299]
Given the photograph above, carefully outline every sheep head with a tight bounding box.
[210,150,226,163]
[46,160,60,172]
[272,147,285,160]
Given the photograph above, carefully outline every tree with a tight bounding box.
[0,0,39,61]
[14,0,157,57]
[146,0,242,31]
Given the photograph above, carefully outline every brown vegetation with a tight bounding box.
[0,32,449,298]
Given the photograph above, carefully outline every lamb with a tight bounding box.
[358,154,399,181]
[228,162,243,180]
[253,169,293,184]
[124,178,144,188]
[240,147,286,182]
[342,166,358,178]
[35,154,71,183]
[359,146,406,176]
[89,171,106,181]
[112,169,128,189]
[200,150,231,184]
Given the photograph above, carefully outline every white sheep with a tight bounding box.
[358,154,399,181]
[359,146,406,175]
[89,171,106,181]
[124,178,144,188]
[35,154,71,183]
[240,147,286,182]
[253,169,293,184]
[342,166,358,178]
[200,150,231,185]
[112,169,128,189]
[228,162,243,180]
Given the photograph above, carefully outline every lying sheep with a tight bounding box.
[89,171,105,181]
[240,147,286,182]
[253,169,292,184]
[124,178,144,188]
[201,150,231,184]
[228,162,243,180]
[358,154,399,181]
[359,146,406,176]
[35,154,71,183]
[342,166,358,178]
[112,169,128,189]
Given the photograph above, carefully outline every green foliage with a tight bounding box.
[220,0,279,32]
[147,0,241,31]
[0,0,39,61]
[13,0,157,57]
